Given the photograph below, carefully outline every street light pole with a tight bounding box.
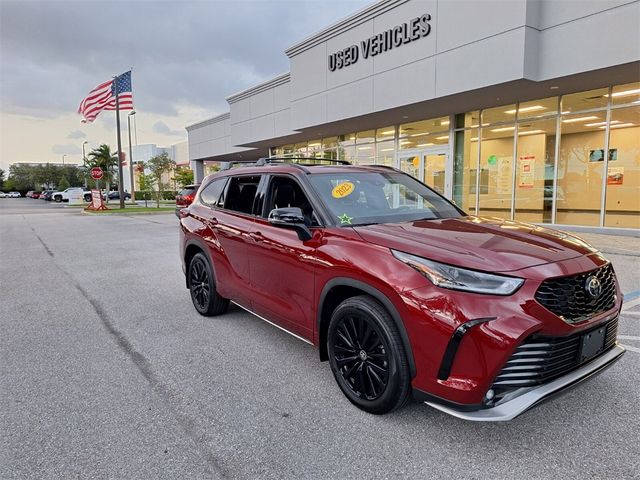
[127,111,137,202]
[62,154,67,165]
[82,141,88,188]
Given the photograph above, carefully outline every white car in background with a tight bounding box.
[8,192,21,198]
[51,187,86,203]
[0,192,6,198]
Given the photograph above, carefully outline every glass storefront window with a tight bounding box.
[293,142,308,155]
[605,106,640,228]
[453,129,479,212]
[399,132,449,150]
[556,112,606,226]
[482,104,516,125]
[611,82,640,107]
[399,116,449,138]
[478,121,515,219]
[356,130,375,144]
[509,97,558,119]
[455,111,480,129]
[514,117,558,223]
[562,88,608,113]
[375,140,395,166]
[341,145,357,163]
[355,144,375,164]
[376,126,395,142]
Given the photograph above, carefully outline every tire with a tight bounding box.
[54,195,62,203]
[327,295,411,414]
[188,252,229,316]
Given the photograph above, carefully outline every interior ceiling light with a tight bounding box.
[490,126,516,132]
[358,146,373,150]
[600,123,635,129]
[379,148,394,152]
[410,132,429,137]
[307,142,321,147]
[606,88,640,98]
[435,135,449,140]
[504,105,545,114]
[470,137,479,142]
[417,143,435,147]
[441,120,450,126]
[518,129,544,136]
[562,116,599,123]
[380,130,395,135]
[584,120,621,127]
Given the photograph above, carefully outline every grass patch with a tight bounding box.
[84,206,175,214]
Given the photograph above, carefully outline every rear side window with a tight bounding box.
[200,178,227,207]
[221,175,261,214]
[179,187,196,197]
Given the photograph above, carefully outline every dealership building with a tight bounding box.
[187,0,640,230]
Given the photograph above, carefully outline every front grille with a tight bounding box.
[491,317,618,391]
[535,263,617,323]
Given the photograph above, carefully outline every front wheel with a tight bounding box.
[327,295,411,414]
[54,195,62,203]
[188,252,229,316]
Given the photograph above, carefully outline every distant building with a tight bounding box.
[128,141,189,192]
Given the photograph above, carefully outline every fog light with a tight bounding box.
[485,389,495,401]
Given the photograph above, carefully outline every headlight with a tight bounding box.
[391,250,524,295]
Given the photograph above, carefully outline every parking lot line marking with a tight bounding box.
[621,311,640,318]
[623,290,640,302]
[622,295,640,312]
[618,335,640,341]
[620,344,640,354]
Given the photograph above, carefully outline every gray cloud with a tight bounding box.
[67,130,86,139]
[52,144,82,155]
[0,0,370,120]
[152,121,183,137]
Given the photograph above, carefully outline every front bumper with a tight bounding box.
[423,344,625,421]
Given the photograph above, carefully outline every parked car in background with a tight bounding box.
[41,190,55,201]
[31,192,41,199]
[26,190,35,198]
[8,192,21,198]
[0,191,6,198]
[179,159,624,421]
[105,191,131,201]
[175,184,200,217]
[51,187,85,203]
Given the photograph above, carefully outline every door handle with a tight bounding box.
[249,231,264,242]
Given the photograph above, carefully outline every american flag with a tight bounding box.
[78,71,133,123]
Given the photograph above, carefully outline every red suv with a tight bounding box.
[176,184,201,217]
[179,159,625,421]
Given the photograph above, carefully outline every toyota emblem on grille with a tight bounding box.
[585,275,602,299]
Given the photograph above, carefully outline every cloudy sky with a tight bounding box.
[0,0,370,173]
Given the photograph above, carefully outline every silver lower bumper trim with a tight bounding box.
[425,344,626,422]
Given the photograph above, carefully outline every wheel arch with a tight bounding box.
[317,278,416,378]
[183,238,214,289]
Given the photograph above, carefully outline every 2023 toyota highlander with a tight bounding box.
[179,158,625,421]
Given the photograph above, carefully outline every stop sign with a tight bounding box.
[90,167,103,180]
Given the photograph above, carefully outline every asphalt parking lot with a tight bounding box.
[1,198,639,479]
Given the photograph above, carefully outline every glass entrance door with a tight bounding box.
[398,147,449,196]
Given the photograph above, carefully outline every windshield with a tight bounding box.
[308,171,464,226]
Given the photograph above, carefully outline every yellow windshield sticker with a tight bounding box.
[332,182,355,199]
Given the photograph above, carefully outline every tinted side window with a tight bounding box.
[221,175,261,214]
[265,176,319,226]
[200,178,227,207]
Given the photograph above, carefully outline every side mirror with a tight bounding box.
[268,207,312,241]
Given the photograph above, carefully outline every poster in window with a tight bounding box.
[497,157,512,194]
[589,148,617,162]
[607,166,624,185]
[518,156,535,188]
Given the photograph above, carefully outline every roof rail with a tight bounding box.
[219,156,351,172]
[260,156,351,165]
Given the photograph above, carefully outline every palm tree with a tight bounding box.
[87,144,118,192]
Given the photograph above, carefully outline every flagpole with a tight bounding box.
[114,74,125,209]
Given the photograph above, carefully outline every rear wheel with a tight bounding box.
[188,252,229,316]
[327,295,411,414]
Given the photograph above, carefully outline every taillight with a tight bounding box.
[184,194,195,205]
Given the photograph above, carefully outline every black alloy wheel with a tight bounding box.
[188,252,229,316]
[328,295,411,414]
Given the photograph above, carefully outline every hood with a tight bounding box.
[353,216,597,273]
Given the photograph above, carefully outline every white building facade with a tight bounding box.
[186,0,640,229]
